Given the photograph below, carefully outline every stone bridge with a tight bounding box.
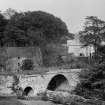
[18,69,81,96]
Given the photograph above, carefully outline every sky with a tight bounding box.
[0,0,105,33]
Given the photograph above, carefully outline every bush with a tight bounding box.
[21,59,34,70]
[74,62,105,100]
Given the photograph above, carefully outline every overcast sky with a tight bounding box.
[0,0,105,33]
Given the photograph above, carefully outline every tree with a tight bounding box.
[2,8,17,19]
[3,11,71,47]
[2,10,73,66]
[75,16,105,100]
[0,13,8,46]
[79,16,105,56]
[21,59,34,70]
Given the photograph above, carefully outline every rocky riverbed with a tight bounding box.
[0,90,105,105]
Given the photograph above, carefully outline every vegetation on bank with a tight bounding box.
[74,16,105,101]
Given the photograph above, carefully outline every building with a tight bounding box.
[67,38,94,57]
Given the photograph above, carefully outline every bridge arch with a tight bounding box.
[47,74,70,91]
[23,86,34,96]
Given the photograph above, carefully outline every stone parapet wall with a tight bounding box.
[0,75,14,95]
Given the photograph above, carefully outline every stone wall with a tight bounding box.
[0,69,81,96]
[0,75,14,95]
[18,69,81,96]
[0,47,43,72]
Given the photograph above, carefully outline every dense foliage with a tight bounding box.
[21,59,34,70]
[75,16,105,100]
[79,16,105,55]
[2,11,71,47]
[0,10,73,47]
[0,14,8,46]
[0,10,73,66]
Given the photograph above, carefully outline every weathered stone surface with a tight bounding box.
[18,69,81,96]
[0,69,81,96]
[0,75,14,95]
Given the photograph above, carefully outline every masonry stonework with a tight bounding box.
[18,69,81,96]
[0,69,81,96]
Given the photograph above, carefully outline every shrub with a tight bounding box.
[74,62,105,100]
[21,59,34,70]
